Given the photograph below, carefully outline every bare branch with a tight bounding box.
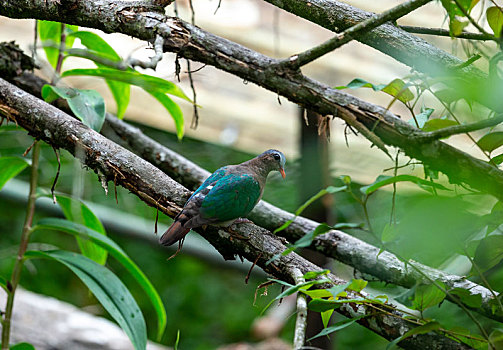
[292,268,307,349]
[399,26,496,41]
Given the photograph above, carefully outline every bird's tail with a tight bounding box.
[159,220,191,246]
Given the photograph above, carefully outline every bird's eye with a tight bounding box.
[273,153,281,161]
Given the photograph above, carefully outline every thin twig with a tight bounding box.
[127,34,165,70]
[50,145,61,204]
[400,25,496,41]
[278,0,432,69]
[452,0,493,37]
[292,268,307,350]
[415,113,503,141]
[245,253,262,284]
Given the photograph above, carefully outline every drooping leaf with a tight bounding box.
[387,322,441,349]
[360,175,449,195]
[68,31,130,118]
[61,68,190,101]
[148,91,184,140]
[449,288,482,308]
[307,315,366,341]
[55,194,107,265]
[411,282,446,311]
[487,7,503,38]
[32,218,167,341]
[381,78,414,103]
[473,235,503,271]
[0,157,29,191]
[335,78,386,91]
[421,119,459,132]
[321,309,334,328]
[478,132,503,153]
[25,250,147,350]
[38,21,78,69]
[9,343,36,350]
[41,85,105,132]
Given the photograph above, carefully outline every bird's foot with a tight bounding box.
[233,217,254,225]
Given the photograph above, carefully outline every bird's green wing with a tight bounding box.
[199,173,261,222]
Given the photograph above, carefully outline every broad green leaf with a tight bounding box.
[346,279,368,293]
[421,119,459,132]
[274,279,332,300]
[55,194,107,265]
[487,7,503,38]
[491,153,503,165]
[308,298,344,312]
[381,78,414,103]
[38,21,78,69]
[148,91,184,140]
[0,157,29,191]
[307,315,366,341]
[68,31,130,118]
[478,132,503,153]
[449,18,469,36]
[473,235,503,271]
[32,218,167,341]
[302,289,333,299]
[411,282,446,311]
[303,269,330,280]
[10,343,35,350]
[327,282,351,299]
[41,85,105,132]
[321,309,334,328]
[360,175,449,195]
[449,288,482,308]
[490,329,503,349]
[25,250,146,350]
[387,322,441,349]
[274,186,346,233]
[61,68,191,102]
[410,107,434,128]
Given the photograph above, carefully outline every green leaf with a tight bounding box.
[411,282,446,311]
[381,78,414,103]
[387,322,441,349]
[274,279,332,300]
[55,194,107,265]
[477,132,503,153]
[421,119,459,132]
[449,288,482,308]
[327,282,351,299]
[0,275,8,293]
[62,68,191,102]
[38,21,78,69]
[491,153,503,165]
[148,91,184,140]
[360,175,449,195]
[473,235,503,271]
[487,7,503,38]
[449,18,469,36]
[32,218,167,341]
[10,343,35,350]
[307,315,366,341]
[411,108,434,128]
[25,250,146,350]
[41,85,105,132]
[489,329,503,349]
[321,309,334,328]
[346,279,368,293]
[303,269,330,280]
[335,78,386,91]
[0,157,29,191]
[68,31,130,118]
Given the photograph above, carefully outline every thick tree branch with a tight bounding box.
[0,77,473,349]
[2,0,503,201]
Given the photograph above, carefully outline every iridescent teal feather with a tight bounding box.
[159,149,286,246]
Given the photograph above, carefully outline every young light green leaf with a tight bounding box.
[487,7,503,38]
[449,288,482,308]
[308,297,371,312]
[381,78,414,103]
[327,282,351,299]
[38,21,78,69]
[321,309,334,328]
[477,132,503,153]
[68,31,130,118]
[303,269,330,280]
[41,85,105,132]
[421,119,459,132]
[411,108,434,129]
[25,250,147,350]
[411,282,446,311]
[55,194,107,265]
[387,322,441,350]
[61,68,191,102]
[335,78,386,91]
[307,315,366,341]
[346,279,368,293]
[274,279,332,300]
[9,343,36,350]
[473,235,503,271]
[32,218,167,341]
[360,175,449,195]
[0,157,29,191]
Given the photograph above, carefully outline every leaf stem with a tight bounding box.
[1,141,40,350]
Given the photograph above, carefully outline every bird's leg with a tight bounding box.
[233,217,254,224]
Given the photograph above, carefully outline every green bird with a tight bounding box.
[159,149,286,246]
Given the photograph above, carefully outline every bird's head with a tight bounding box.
[259,149,286,179]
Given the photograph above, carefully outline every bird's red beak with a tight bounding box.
[279,167,286,179]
